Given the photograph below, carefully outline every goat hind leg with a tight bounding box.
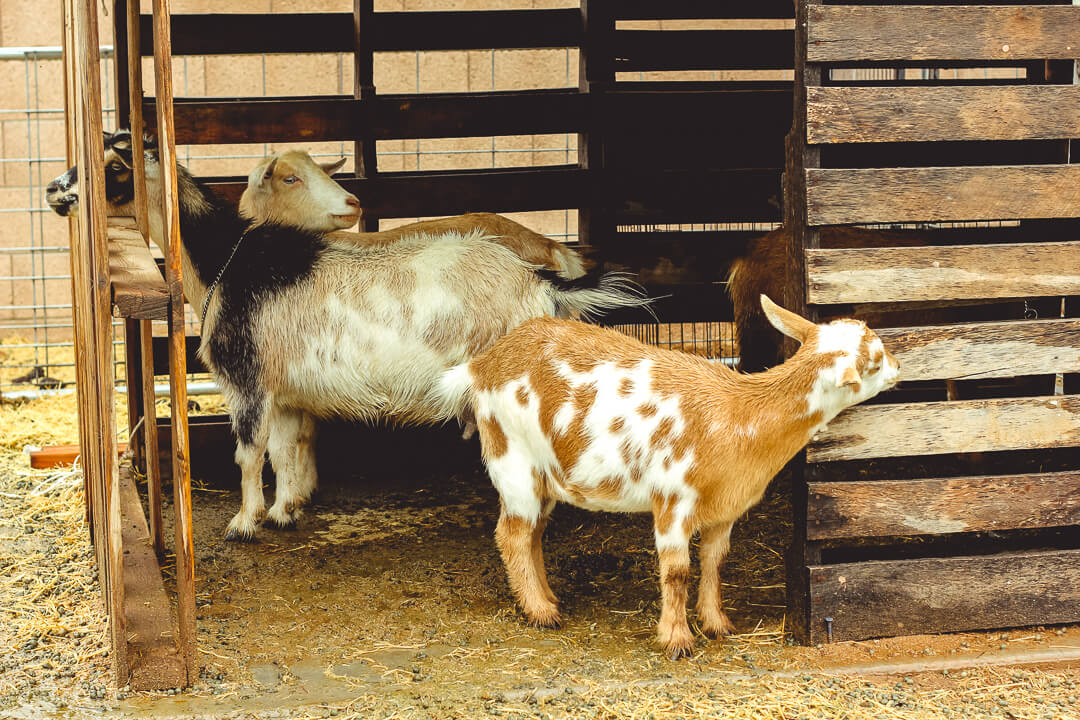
[266,406,306,529]
[531,499,558,605]
[696,521,736,637]
[225,400,271,542]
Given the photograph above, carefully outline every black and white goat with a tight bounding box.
[47,130,649,540]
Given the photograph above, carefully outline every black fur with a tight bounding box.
[182,186,324,444]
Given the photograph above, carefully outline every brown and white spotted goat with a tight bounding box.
[434,296,900,657]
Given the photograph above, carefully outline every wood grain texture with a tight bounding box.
[807,6,1080,62]
[807,165,1080,226]
[614,29,793,71]
[808,549,1080,643]
[149,0,195,684]
[807,471,1080,540]
[118,464,186,690]
[617,0,792,20]
[806,241,1080,304]
[807,86,1080,144]
[877,319,1080,382]
[808,396,1080,462]
[140,10,581,55]
[108,226,168,320]
[65,0,127,684]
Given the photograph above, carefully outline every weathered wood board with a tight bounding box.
[807,471,1080,540]
[108,225,168,320]
[806,241,1080,304]
[807,86,1080,144]
[808,396,1080,462]
[808,549,1080,643]
[118,464,185,690]
[807,165,1080,225]
[876,319,1080,382]
[807,6,1080,62]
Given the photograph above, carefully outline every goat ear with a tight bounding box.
[760,294,816,344]
[111,135,134,166]
[837,365,861,389]
[260,157,278,186]
[319,157,347,175]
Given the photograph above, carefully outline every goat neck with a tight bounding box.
[144,156,249,312]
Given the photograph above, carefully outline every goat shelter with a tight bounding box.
[58,0,1080,688]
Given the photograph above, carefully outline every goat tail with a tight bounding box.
[430,362,476,424]
[551,244,589,280]
[542,270,654,322]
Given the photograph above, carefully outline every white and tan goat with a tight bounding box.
[48,130,648,542]
[434,296,899,657]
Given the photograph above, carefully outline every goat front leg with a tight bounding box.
[225,397,272,542]
[266,406,307,529]
[696,521,736,637]
[292,412,318,503]
[653,502,694,659]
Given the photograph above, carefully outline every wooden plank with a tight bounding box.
[807,471,1080,540]
[65,0,127,684]
[617,0,792,20]
[807,164,1080,226]
[807,6,1080,63]
[140,10,581,55]
[808,549,1080,643]
[806,241,1080,304]
[108,226,168,320]
[118,464,186,690]
[354,0,378,232]
[808,396,1080,463]
[877,318,1080,382]
[807,86,1080,144]
[206,165,589,218]
[614,29,793,71]
[149,0,195,685]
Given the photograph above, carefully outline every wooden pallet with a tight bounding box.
[786,0,1080,644]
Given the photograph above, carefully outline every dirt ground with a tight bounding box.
[2,401,1080,719]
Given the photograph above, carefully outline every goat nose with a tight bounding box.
[345,195,360,209]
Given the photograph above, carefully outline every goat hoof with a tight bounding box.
[701,614,737,638]
[223,527,257,543]
[668,646,692,662]
[264,514,298,530]
[525,606,561,629]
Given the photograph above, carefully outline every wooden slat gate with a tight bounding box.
[786,1,1080,644]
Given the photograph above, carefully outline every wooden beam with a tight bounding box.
[108,226,169,320]
[806,241,1080,304]
[616,1,793,20]
[807,165,1080,226]
[808,395,1080,462]
[808,549,1080,643]
[140,9,582,55]
[64,0,127,685]
[807,86,1080,144]
[149,0,195,684]
[877,318,1080,382]
[807,6,1080,63]
[118,464,186,690]
[614,29,793,71]
[807,471,1080,540]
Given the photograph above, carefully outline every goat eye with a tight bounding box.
[283,175,299,184]
[110,162,123,170]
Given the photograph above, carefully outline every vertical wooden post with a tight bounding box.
[783,0,822,646]
[114,0,147,478]
[578,0,614,251]
[62,0,128,684]
[125,0,165,556]
[149,0,196,682]
[354,0,379,232]
[60,0,93,527]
